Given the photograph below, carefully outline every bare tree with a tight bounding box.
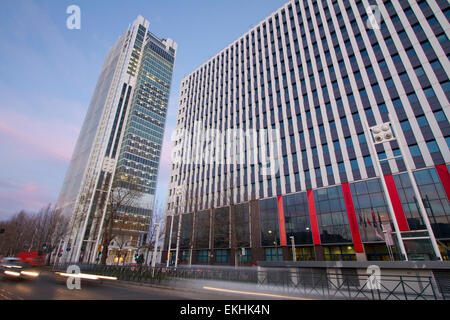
[0,205,69,261]
[136,198,165,266]
[99,171,143,265]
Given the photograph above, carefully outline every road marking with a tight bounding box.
[202,286,312,300]
[0,288,24,300]
[0,293,12,300]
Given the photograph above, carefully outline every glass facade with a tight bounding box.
[194,210,210,249]
[213,207,230,248]
[394,173,426,230]
[350,178,392,242]
[197,249,210,263]
[324,245,356,261]
[180,213,193,249]
[292,246,315,261]
[165,0,450,264]
[238,249,252,263]
[264,247,283,261]
[234,203,250,247]
[215,249,230,263]
[56,33,126,218]
[283,192,313,244]
[315,186,353,244]
[414,168,450,239]
[58,16,177,264]
[259,198,280,247]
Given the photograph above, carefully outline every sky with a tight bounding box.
[0,0,288,220]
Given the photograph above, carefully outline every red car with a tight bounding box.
[17,252,46,266]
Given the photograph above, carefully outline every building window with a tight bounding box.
[416,115,429,127]
[314,186,353,244]
[180,213,193,249]
[324,245,356,261]
[423,87,436,99]
[363,155,373,168]
[426,140,440,154]
[365,244,392,261]
[238,248,251,263]
[358,133,366,143]
[413,168,450,238]
[400,120,412,131]
[214,207,229,248]
[409,144,422,157]
[434,110,448,123]
[350,159,359,171]
[260,198,280,246]
[283,192,313,245]
[264,247,283,261]
[292,246,315,261]
[215,249,230,263]
[234,203,250,247]
[197,250,210,263]
[394,173,425,231]
[194,211,210,249]
[350,179,392,242]
[326,164,333,176]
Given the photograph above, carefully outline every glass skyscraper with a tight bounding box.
[56,16,177,264]
[164,0,449,265]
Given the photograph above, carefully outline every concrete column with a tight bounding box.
[250,200,264,264]
[314,245,325,261]
[282,246,290,261]
[229,205,236,267]
[356,252,368,261]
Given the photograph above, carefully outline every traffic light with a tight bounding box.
[136,253,144,265]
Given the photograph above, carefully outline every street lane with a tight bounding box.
[0,271,272,300]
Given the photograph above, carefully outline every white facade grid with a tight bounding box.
[166,0,450,217]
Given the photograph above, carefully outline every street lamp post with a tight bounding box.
[166,213,174,267]
[388,115,442,261]
[174,185,186,268]
[174,214,182,268]
[151,222,161,268]
[290,236,296,261]
[151,222,161,276]
[365,117,442,261]
[364,120,408,261]
[268,230,279,260]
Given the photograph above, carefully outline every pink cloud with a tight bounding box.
[0,180,52,217]
[0,109,79,163]
[160,135,174,166]
[23,183,39,193]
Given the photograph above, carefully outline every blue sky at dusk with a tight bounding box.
[0,0,287,220]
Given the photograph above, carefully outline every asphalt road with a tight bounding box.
[0,270,284,300]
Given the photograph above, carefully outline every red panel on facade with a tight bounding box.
[384,174,410,232]
[277,195,287,247]
[436,165,450,202]
[306,190,321,245]
[341,183,364,253]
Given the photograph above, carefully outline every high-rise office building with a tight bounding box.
[164,0,449,265]
[56,16,177,264]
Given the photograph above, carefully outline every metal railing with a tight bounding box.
[52,263,449,300]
